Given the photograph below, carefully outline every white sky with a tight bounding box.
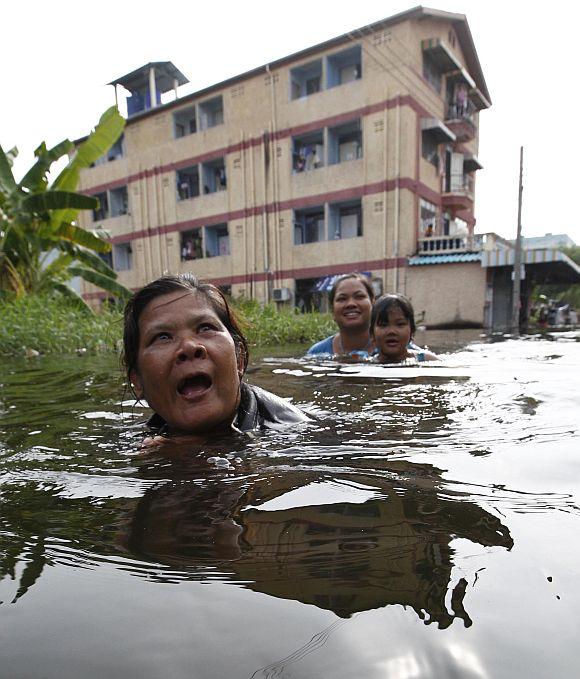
[2,0,578,243]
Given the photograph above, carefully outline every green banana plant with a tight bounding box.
[0,106,129,307]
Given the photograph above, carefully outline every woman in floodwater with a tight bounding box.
[306,273,376,358]
[123,274,309,437]
[371,293,438,363]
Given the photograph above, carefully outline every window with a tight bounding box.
[327,45,361,88]
[98,250,113,268]
[294,206,325,245]
[113,242,132,271]
[174,105,197,138]
[445,150,467,192]
[107,136,124,162]
[423,55,442,94]
[92,192,108,221]
[180,229,203,261]
[328,200,362,239]
[201,158,227,194]
[420,199,438,236]
[328,119,362,165]
[290,60,323,100]
[205,224,229,257]
[295,277,326,313]
[91,135,124,166]
[110,186,128,217]
[198,96,224,130]
[176,166,200,201]
[92,186,128,220]
[421,132,440,167]
[292,130,324,173]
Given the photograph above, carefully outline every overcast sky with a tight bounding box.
[2,0,578,244]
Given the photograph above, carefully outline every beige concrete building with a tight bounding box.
[78,7,494,323]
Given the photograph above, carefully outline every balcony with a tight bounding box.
[442,164,475,210]
[441,184,474,211]
[444,104,477,142]
[417,234,483,255]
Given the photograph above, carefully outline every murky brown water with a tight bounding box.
[1,330,579,678]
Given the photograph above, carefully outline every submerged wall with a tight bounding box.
[404,262,487,328]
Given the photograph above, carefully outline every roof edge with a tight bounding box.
[74,5,490,143]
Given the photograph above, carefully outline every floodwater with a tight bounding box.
[0,330,579,678]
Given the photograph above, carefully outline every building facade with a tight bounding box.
[78,7,492,320]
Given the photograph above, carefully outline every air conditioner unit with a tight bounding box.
[272,287,291,302]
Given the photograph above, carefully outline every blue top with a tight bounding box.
[306,336,335,355]
[306,335,373,360]
[306,335,424,360]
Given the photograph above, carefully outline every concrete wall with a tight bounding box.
[404,262,487,328]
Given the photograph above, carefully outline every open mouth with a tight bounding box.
[177,374,212,399]
[383,340,401,349]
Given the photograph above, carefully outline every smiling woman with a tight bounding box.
[123,274,309,436]
[306,273,376,358]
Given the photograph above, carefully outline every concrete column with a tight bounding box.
[149,66,157,108]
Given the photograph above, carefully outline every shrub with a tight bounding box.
[0,295,335,356]
[0,295,122,356]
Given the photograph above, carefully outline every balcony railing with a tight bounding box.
[418,234,483,254]
[444,102,477,141]
[445,103,476,125]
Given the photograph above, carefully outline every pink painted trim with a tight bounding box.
[83,94,436,195]
[81,256,408,299]
[107,177,426,244]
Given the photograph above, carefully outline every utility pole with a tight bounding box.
[511,146,524,335]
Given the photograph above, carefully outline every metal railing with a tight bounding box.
[418,233,483,254]
[445,101,477,125]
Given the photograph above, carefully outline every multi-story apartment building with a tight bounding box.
[78,6,492,322]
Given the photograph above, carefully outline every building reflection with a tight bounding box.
[125,463,513,628]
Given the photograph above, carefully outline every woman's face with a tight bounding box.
[332,279,373,333]
[130,290,243,434]
[372,306,412,363]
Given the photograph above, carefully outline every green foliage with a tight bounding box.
[0,295,335,356]
[0,295,123,356]
[532,245,580,309]
[0,107,130,304]
[232,297,336,346]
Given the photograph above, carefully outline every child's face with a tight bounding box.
[372,306,412,363]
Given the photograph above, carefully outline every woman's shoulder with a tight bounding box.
[306,335,335,355]
[238,383,310,430]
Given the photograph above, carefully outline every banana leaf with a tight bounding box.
[51,281,93,313]
[53,223,111,252]
[64,245,117,276]
[20,140,74,192]
[39,252,74,282]
[52,107,125,192]
[67,265,131,300]
[24,191,98,212]
[0,144,18,194]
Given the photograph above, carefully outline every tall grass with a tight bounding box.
[0,295,335,356]
[0,296,123,356]
[232,298,336,347]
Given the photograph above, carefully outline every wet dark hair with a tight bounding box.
[329,273,375,306]
[122,274,249,386]
[370,293,416,336]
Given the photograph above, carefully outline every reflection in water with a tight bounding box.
[123,461,512,628]
[1,334,579,678]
